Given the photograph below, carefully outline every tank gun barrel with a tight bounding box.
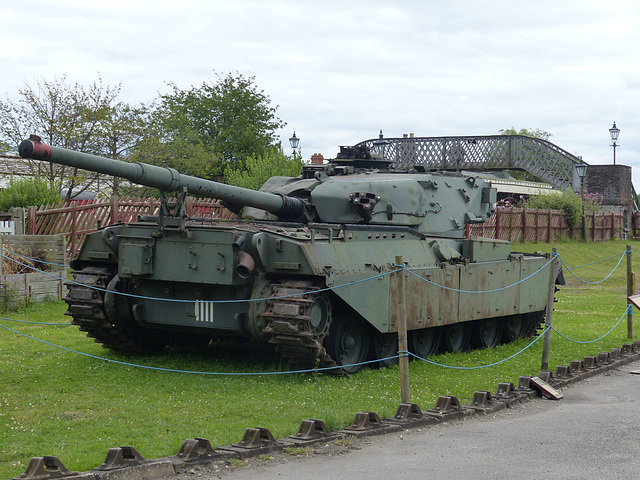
[19,137,307,221]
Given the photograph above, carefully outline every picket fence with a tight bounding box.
[467,207,625,243]
[26,199,626,261]
[27,196,236,260]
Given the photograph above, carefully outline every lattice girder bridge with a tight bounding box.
[355,134,584,191]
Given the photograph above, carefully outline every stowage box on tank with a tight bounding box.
[19,136,560,373]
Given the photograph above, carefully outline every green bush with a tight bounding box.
[224,147,303,191]
[0,176,61,211]
[527,190,582,227]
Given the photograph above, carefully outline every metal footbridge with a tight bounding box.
[356,134,584,191]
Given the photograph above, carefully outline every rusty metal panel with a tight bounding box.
[389,266,460,332]
[459,261,521,321]
[519,256,551,312]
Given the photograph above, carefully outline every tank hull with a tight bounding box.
[65,219,554,372]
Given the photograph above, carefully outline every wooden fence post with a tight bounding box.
[28,206,37,235]
[627,245,634,339]
[395,255,410,404]
[541,247,559,372]
[71,201,77,258]
[110,195,118,225]
[547,210,552,244]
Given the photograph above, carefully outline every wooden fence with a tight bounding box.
[27,196,235,260]
[467,207,625,243]
[0,235,67,309]
[26,200,626,262]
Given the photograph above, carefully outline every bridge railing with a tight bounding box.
[356,134,584,191]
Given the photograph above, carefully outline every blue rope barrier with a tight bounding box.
[0,320,549,376]
[409,326,550,370]
[3,307,630,375]
[548,306,631,344]
[565,251,628,270]
[0,250,404,304]
[0,316,70,326]
[560,250,628,285]
[0,247,629,310]
[403,254,557,294]
[0,246,69,268]
[0,320,389,375]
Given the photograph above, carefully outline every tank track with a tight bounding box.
[64,266,145,352]
[260,281,340,372]
[525,309,547,337]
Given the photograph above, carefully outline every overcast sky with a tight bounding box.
[1,0,639,186]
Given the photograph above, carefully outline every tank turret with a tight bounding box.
[20,136,496,237]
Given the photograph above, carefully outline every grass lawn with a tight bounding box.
[0,239,636,478]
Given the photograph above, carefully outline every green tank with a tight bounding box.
[19,136,560,373]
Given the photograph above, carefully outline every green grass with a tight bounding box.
[0,239,636,479]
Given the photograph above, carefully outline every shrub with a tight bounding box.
[527,190,582,227]
[0,176,60,211]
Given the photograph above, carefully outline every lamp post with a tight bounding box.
[609,122,620,165]
[575,162,588,241]
[372,129,389,158]
[289,131,300,156]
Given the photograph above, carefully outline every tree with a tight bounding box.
[0,140,11,156]
[224,147,303,190]
[98,102,150,196]
[498,127,553,182]
[499,127,552,141]
[0,75,147,200]
[137,72,286,179]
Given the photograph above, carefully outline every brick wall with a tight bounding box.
[584,164,633,230]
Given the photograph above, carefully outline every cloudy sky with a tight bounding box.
[1,0,639,186]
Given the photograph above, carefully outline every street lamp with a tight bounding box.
[575,162,588,241]
[289,131,300,156]
[609,122,620,165]
[372,129,389,158]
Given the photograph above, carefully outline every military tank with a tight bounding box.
[19,136,560,373]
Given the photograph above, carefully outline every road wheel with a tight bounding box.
[502,315,526,342]
[472,318,503,349]
[410,327,442,358]
[373,332,399,367]
[324,314,370,374]
[443,322,471,353]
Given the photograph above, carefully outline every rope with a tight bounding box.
[409,326,549,370]
[0,321,365,375]
[0,245,629,304]
[548,305,631,344]
[402,254,557,294]
[0,245,69,268]
[0,249,404,304]
[0,316,70,326]
[560,250,629,284]
[565,251,627,270]
[2,305,631,375]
